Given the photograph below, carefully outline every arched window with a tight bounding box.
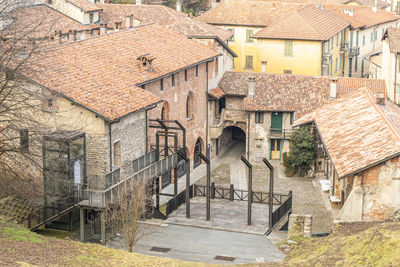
[161,102,169,121]
[186,92,194,119]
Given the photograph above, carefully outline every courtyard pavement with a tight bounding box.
[107,223,285,264]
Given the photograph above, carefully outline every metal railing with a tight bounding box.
[132,150,157,173]
[269,128,296,140]
[165,185,194,216]
[193,184,290,205]
[84,149,182,208]
[349,47,360,57]
[268,191,292,234]
[340,41,349,52]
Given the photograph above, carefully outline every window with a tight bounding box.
[331,37,333,49]
[375,30,377,41]
[89,13,94,24]
[186,93,193,119]
[20,129,29,152]
[245,55,253,70]
[171,74,175,87]
[47,0,52,4]
[355,56,358,71]
[336,33,339,46]
[335,57,338,73]
[160,78,164,91]
[340,30,343,42]
[363,35,365,46]
[382,28,385,37]
[196,65,199,77]
[371,32,373,42]
[184,70,187,81]
[215,58,219,75]
[290,112,294,124]
[255,112,263,123]
[228,28,234,42]
[113,141,121,166]
[141,84,145,89]
[284,40,293,56]
[246,29,253,43]
[255,138,263,148]
[339,54,342,69]
[284,70,292,74]
[161,106,166,120]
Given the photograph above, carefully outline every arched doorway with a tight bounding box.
[161,102,169,121]
[193,137,203,169]
[216,126,246,156]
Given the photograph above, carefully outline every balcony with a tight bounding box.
[323,53,332,66]
[269,128,296,140]
[349,47,360,58]
[340,41,349,52]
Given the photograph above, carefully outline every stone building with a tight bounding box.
[208,71,386,162]
[295,87,400,221]
[17,23,220,191]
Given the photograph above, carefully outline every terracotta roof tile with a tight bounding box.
[208,87,225,98]
[253,6,349,40]
[383,27,400,53]
[196,0,307,27]
[294,87,400,178]
[67,0,102,12]
[5,5,96,39]
[217,71,385,118]
[98,4,232,40]
[23,24,220,120]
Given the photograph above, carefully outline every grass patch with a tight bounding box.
[36,228,74,239]
[1,227,43,243]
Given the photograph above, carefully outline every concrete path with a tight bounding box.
[107,224,284,264]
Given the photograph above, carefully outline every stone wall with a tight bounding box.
[288,214,313,238]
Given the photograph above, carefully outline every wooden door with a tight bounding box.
[270,139,281,160]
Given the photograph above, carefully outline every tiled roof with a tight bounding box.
[196,0,307,27]
[325,5,399,29]
[67,0,102,12]
[208,87,225,98]
[5,5,96,39]
[294,87,400,178]
[97,4,232,40]
[216,71,385,118]
[383,27,400,53]
[23,24,220,120]
[253,6,349,40]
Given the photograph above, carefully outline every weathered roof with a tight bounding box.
[383,27,400,54]
[5,5,96,39]
[98,3,232,41]
[196,0,307,27]
[208,87,226,98]
[23,24,220,120]
[67,0,102,12]
[326,5,399,29]
[216,71,385,118]
[253,6,349,40]
[295,87,400,178]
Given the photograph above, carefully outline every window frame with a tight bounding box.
[171,74,175,87]
[246,29,254,43]
[284,40,293,56]
[245,55,253,70]
[255,111,264,123]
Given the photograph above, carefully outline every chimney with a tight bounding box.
[372,0,378,13]
[376,92,385,105]
[176,0,182,12]
[129,15,134,29]
[136,0,142,5]
[100,24,107,35]
[329,78,338,99]
[248,76,256,97]
[261,60,267,73]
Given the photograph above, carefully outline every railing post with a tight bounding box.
[229,184,234,201]
[198,151,211,221]
[241,156,252,226]
[211,182,215,199]
[263,158,274,232]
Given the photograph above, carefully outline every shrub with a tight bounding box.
[284,126,315,177]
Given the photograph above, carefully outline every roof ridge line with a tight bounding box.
[365,87,400,141]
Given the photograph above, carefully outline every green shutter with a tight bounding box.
[271,112,283,133]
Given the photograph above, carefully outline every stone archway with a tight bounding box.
[216,126,246,156]
[193,137,204,169]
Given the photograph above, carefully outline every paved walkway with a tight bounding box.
[107,224,284,265]
[165,197,275,235]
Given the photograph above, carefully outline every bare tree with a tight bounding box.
[0,0,78,201]
[102,179,153,252]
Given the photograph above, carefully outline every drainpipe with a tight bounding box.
[321,42,325,76]
[108,121,117,171]
[395,53,398,104]
[206,62,210,157]
[145,110,148,153]
[247,113,250,159]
